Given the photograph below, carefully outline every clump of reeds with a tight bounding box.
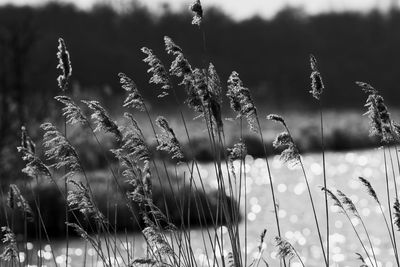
[5,2,400,267]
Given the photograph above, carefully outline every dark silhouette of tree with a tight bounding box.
[2,2,400,183]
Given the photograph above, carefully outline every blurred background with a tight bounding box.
[1,0,400,183]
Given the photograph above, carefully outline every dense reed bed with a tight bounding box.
[2,1,400,267]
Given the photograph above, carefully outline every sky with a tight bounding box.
[0,0,398,20]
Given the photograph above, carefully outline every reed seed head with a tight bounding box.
[309,54,324,100]
[57,38,72,91]
[358,81,394,143]
[68,180,106,222]
[394,198,400,231]
[273,132,300,166]
[227,71,257,132]
[275,236,296,261]
[82,100,123,141]
[189,0,203,26]
[55,95,87,125]
[155,116,184,160]
[267,114,286,126]
[118,73,146,110]
[141,47,171,97]
[358,176,380,204]
[7,184,34,221]
[0,227,18,262]
[41,122,82,173]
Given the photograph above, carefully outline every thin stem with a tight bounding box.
[319,104,329,267]
[383,147,400,266]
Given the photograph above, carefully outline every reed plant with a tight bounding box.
[3,1,400,267]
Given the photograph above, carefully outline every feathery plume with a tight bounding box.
[142,226,174,258]
[355,253,368,267]
[275,236,297,261]
[141,161,152,196]
[207,63,223,129]
[189,0,203,26]
[130,258,157,266]
[186,68,206,113]
[228,141,247,161]
[257,229,267,253]
[207,63,222,102]
[164,36,183,55]
[337,190,359,217]
[0,227,18,262]
[357,81,394,143]
[18,126,52,178]
[266,114,286,126]
[394,198,400,231]
[226,252,235,267]
[272,132,300,166]
[155,116,184,160]
[20,126,35,154]
[67,180,105,222]
[227,141,247,181]
[164,36,192,86]
[392,120,400,140]
[170,53,192,85]
[57,38,72,91]
[82,100,122,141]
[19,152,52,179]
[118,73,146,110]
[141,48,170,97]
[118,113,150,163]
[7,184,34,221]
[321,187,344,213]
[309,54,324,100]
[358,177,380,204]
[227,71,257,132]
[55,96,87,125]
[41,122,82,173]
[185,65,223,129]
[66,223,101,253]
[357,81,378,94]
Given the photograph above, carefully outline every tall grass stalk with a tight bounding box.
[322,187,375,266]
[336,189,378,266]
[309,54,329,267]
[359,176,400,266]
[268,114,327,265]
[383,148,400,266]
